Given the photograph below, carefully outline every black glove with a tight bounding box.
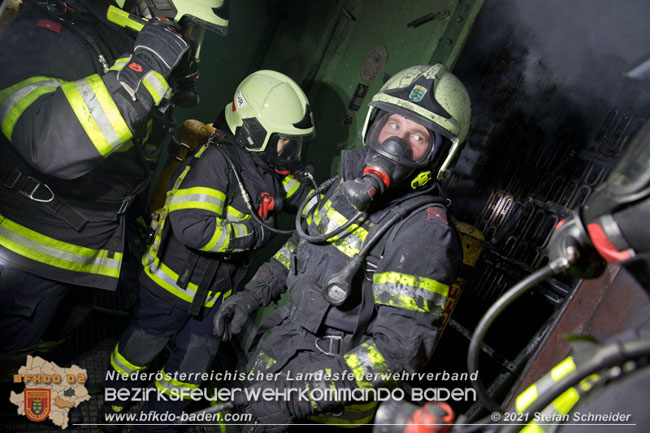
[234,381,293,433]
[213,291,260,340]
[117,19,190,109]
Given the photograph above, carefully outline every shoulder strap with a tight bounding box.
[350,196,450,346]
[211,136,244,206]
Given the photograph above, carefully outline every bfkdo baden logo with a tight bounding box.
[25,389,51,422]
[10,356,91,429]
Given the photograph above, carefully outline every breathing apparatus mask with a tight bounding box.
[549,118,650,281]
[263,134,304,173]
[342,111,442,211]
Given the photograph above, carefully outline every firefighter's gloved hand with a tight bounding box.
[286,358,349,419]
[233,381,293,433]
[133,19,189,78]
[116,19,189,109]
[213,291,260,341]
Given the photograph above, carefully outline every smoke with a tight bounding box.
[505,0,650,111]
[449,0,650,220]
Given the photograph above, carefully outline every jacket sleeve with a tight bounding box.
[166,149,267,254]
[0,53,168,180]
[343,206,462,389]
[243,232,299,306]
[281,173,315,212]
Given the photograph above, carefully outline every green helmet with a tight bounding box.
[361,63,471,180]
[225,70,315,170]
[119,0,229,35]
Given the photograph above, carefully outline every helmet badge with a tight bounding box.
[409,85,427,102]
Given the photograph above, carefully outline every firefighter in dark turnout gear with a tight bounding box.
[104,70,316,431]
[0,0,227,379]
[213,64,472,430]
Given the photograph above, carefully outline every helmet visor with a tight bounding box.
[366,111,435,167]
[264,134,307,172]
[273,134,303,164]
[184,15,227,35]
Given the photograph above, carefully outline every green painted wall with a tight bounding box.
[259,0,484,181]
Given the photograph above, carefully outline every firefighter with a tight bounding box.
[103,70,316,431]
[213,63,471,430]
[491,118,650,433]
[0,0,228,380]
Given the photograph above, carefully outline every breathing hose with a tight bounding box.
[497,338,650,433]
[294,176,368,243]
[467,256,572,414]
[219,146,294,235]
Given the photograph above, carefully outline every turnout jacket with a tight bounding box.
[0,2,168,290]
[245,149,462,411]
[139,135,313,313]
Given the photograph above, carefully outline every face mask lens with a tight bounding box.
[277,137,302,161]
[367,112,433,167]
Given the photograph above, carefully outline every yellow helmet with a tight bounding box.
[225,70,315,170]
[361,64,471,180]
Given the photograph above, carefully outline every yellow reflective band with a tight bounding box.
[578,373,600,392]
[312,199,369,258]
[110,343,146,376]
[232,221,247,238]
[344,340,397,388]
[249,352,277,375]
[551,356,576,382]
[273,239,296,270]
[373,271,449,314]
[109,57,130,71]
[142,70,169,105]
[106,5,145,31]
[552,387,580,415]
[282,175,300,198]
[346,401,378,412]
[201,221,231,252]
[141,252,222,307]
[343,354,374,389]
[149,163,194,258]
[516,383,538,412]
[226,205,248,221]
[62,74,132,156]
[302,193,319,217]
[155,368,199,399]
[309,400,378,426]
[0,215,122,278]
[0,76,64,141]
[374,272,449,296]
[169,186,226,214]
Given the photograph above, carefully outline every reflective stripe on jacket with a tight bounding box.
[139,138,314,311]
[0,5,155,290]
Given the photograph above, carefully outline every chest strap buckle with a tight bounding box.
[314,335,343,357]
